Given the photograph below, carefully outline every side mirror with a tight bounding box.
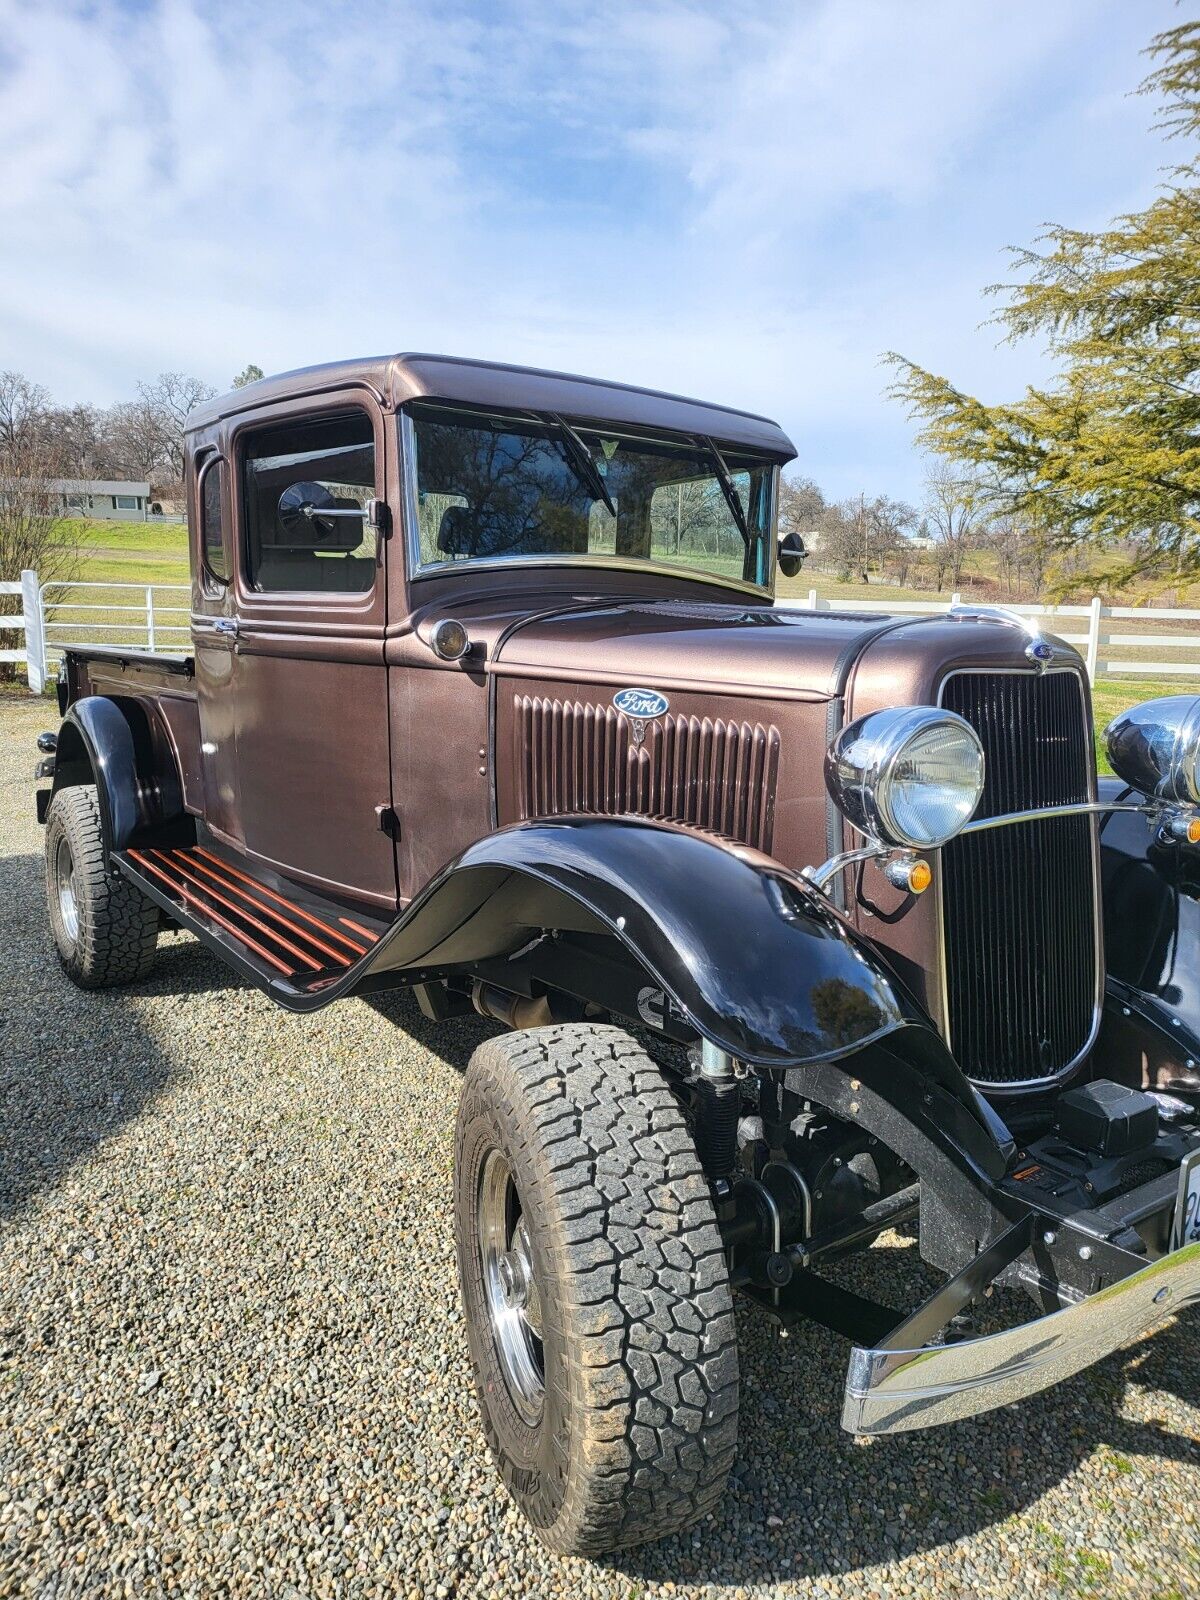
[275,481,368,550]
[778,530,807,578]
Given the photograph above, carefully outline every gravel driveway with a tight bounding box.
[2,691,1200,1599]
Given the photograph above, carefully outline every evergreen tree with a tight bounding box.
[887,23,1200,591]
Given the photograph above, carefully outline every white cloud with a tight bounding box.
[0,0,1184,497]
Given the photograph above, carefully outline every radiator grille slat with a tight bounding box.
[940,671,1097,1087]
[514,696,780,852]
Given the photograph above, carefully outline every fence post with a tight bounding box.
[951,592,961,607]
[1086,595,1103,683]
[146,585,156,652]
[807,587,818,609]
[21,570,45,695]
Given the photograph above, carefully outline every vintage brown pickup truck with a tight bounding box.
[32,353,1200,1554]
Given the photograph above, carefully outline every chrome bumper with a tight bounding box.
[844,1237,1200,1434]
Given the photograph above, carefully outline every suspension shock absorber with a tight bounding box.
[694,1040,741,1180]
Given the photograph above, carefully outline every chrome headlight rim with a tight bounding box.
[1104,695,1200,804]
[826,705,986,850]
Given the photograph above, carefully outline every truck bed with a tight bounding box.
[62,645,195,708]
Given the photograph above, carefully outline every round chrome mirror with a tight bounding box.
[278,480,339,541]
[1105,696,1200,802]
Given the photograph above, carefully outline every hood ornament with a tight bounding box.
[949,604,1057,671]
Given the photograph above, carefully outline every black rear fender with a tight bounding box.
[48,696,188,857]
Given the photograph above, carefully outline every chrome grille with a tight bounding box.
[939,670,1099,1088]
[514,695,780,852]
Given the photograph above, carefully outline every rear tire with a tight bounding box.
[454,1023,739,1555]
[44,785,158,988]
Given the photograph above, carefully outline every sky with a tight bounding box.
[0,0,1187,504]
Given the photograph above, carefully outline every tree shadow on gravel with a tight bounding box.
[0,850,226,1218]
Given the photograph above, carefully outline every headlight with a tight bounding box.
[826,706,985,849]
[1105,696,1200,802]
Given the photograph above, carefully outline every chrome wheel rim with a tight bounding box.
[478,1148,544,1425]
[55,836,79,944]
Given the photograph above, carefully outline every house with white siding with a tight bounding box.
[52,479,151,520]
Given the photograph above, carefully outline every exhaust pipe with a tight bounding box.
[471,983,559,1031]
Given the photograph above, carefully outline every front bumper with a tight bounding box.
[844,1234,1200,1433]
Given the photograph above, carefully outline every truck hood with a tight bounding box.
[490,595,1083,706]
[491,598,900,702]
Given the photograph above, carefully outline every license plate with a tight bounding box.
[1172,1147,1200,1251]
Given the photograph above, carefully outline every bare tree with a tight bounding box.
[778,473,826,541]
[0,423,77,682]
[0,371,50,449]
[923,461,982,590]
[136,372,217,489]
[105,397,172,484]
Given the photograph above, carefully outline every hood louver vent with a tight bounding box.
[515,695,780,853]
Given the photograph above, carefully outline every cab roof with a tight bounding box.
[186,352,797,462]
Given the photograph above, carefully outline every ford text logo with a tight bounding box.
[613,687,670,720]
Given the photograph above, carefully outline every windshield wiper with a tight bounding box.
[545,413,617,518]
[699,435,750,547]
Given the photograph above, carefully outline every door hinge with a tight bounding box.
[375,803,401,841]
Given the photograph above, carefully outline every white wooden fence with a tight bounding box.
[5,569,1200,694]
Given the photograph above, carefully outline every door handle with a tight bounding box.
[211,617,239,638]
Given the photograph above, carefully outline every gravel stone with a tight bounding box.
[1,692,1200,1597]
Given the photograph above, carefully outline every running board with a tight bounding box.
[115,844,385,994]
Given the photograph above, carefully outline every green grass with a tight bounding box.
[52,517,190,587]
[1092,678,1180,774]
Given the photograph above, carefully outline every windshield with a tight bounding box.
[404,402,778,591]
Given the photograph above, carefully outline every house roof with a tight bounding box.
[186,352,797,461]
[52,479,151,496]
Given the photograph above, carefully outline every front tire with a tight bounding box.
[44,785,158,988]
[454,1024,739,1555]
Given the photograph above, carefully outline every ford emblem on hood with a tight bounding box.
[613,687,670,720]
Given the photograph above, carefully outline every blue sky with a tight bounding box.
[0,0,1185,503]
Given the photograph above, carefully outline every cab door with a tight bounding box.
[225,394,397,909]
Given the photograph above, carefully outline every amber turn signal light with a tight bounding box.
[908,859,933,893]
[882,853,932,894]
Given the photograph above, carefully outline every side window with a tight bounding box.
[199,458,230,585]
[242,412,376,594]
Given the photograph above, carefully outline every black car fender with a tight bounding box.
[283,814,929,1069]
[47,696,185,856]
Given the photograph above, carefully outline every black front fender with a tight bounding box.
[279,815,930,1068]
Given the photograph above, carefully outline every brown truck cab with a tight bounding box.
[33,353,1200,1554]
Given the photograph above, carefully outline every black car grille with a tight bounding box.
[939,670,1098,1088]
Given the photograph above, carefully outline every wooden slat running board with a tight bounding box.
[118,845,383,990]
